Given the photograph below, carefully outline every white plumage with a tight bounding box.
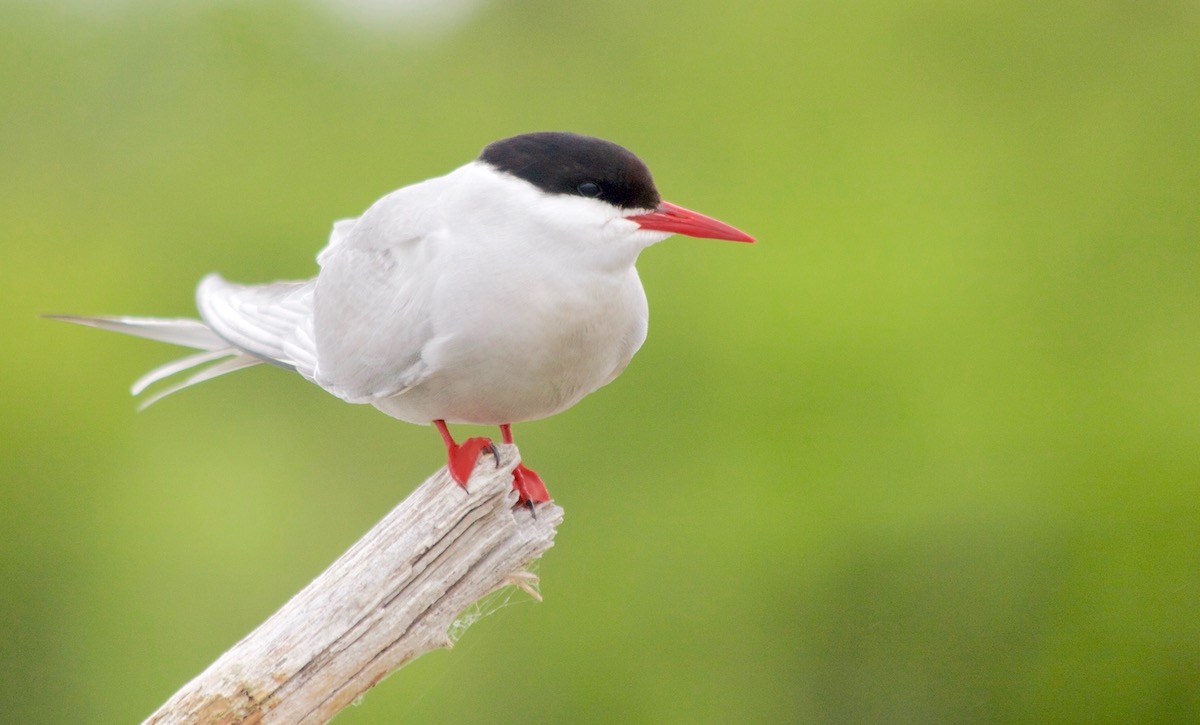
[55,132,753,503]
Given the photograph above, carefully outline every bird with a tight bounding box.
[53,131,754,507]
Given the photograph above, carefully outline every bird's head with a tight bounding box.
[474,132,754,261]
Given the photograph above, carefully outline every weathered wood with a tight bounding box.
[144,445,563,724]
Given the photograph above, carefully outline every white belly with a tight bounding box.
[371,271,648,426]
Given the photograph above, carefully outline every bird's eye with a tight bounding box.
[577,181,602,198]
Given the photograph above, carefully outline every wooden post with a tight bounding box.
[144,445,563,724]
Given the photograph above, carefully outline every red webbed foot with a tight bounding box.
[435,420,499,488]
[434,421,552,506]
[512,463,551,506]
[446,437,499,487]
[500,424,552,507]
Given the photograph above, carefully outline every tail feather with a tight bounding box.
[136,353,262,410]
[47,315,227,350]
[131,348,238,395]
[48,314,263,406]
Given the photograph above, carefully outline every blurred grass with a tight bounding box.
[3,0,1199,723]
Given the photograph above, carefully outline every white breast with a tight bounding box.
[372,265,649,425]
[312,163,656,426]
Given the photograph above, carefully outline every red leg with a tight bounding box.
[434,420,497,488]
[500,424,551,504]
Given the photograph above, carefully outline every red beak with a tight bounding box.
[628,201,756,243]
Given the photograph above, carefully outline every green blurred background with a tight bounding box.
[3,0,1198,722]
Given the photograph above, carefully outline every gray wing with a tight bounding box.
[196,274,318,380]
[310,182,447,402]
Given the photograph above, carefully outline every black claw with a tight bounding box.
[525,499,537,518]
[486,442,501,467]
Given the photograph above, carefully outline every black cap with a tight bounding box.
[479,132,661,211]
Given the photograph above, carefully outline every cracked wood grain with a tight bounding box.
[143,444,563,724]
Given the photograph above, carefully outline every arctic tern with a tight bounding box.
[55,131,754,506]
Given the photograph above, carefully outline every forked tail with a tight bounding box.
[48,315,264,408]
